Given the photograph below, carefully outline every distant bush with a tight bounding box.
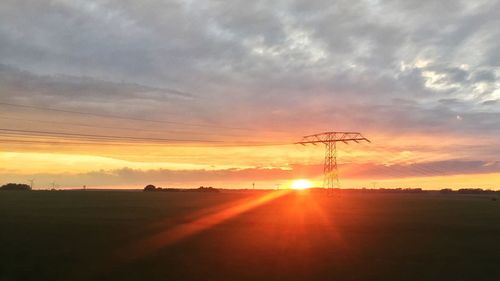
[440,188,454,194]
[0,183,31,191]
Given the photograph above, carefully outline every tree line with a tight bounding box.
[143,184,220,193]
[0,183,31,191]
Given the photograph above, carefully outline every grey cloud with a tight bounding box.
[472,70,496,82]
[342,160,500,180]
[0,64,193,101]
[0,63,203,122]
[0,0,499,153]
[481,99,498,106]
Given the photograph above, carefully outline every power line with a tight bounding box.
[0,133,168,145]
[0,138,292,147]
[0,128,221,143]
[0,129,293,147]
[366,144,450,176]
[337,143,452,180]
[0,102,252,131]
[0,116,250,138]
[0,139,167,146]
[0,138,292,148]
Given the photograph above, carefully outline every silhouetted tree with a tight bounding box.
[0,183,31,191]
[143,184,157,192]
[196,186,220,193]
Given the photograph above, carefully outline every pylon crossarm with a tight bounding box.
[295,138,369,145]
[296,132,370,145]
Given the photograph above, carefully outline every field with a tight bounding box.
[1,190,499,281]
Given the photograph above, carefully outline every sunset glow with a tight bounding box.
[2,2,500,281]
[291,179,313,190]
[0,0,499,191]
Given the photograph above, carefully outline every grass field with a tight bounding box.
[1,190,499,281]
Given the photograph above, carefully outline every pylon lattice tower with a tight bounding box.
[296,132,370,189]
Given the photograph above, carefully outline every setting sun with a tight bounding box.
[291,179,313,190]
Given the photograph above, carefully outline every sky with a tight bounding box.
[0,0,499,189]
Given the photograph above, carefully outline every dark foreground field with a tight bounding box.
[1,191,499,281]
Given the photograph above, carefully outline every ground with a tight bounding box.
[0,190,499,281]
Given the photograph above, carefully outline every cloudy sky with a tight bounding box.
[1,0,499,189]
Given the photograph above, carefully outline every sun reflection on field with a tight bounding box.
[120,190,292,260]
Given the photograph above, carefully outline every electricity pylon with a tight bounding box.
[296,132,370,190]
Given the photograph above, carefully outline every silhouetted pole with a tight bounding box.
[296,132,370,190]
[28,179,34,190]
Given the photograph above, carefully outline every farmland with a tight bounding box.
[1,190,499,281]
